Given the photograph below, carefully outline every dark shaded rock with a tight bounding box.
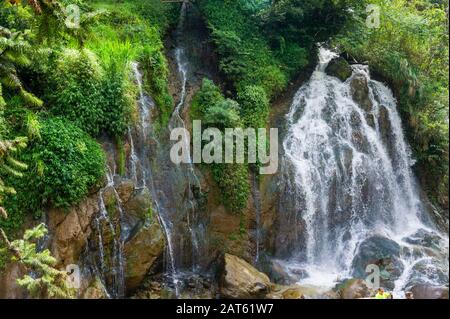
[325,57,352,82]
[403,229,442,250]
[378,105,395,157]
[351,236,403,290]
[350,73,373,112]
[411,284,449,299]
[266,260,299,285]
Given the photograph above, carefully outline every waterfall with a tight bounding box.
[129,62,181,296]
[278,47,449,293]
[168,1,203,275]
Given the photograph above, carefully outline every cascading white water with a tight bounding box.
[280,47,448,293]
[129,62,180,296]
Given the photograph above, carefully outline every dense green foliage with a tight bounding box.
[87,0,174,129]
[0,0,176,235]
[199,0,290,97]
[46,48,133,136]
[0,1,448,298]
[192,79,250,213]
[333,0,449,207]
[2,117,105,232]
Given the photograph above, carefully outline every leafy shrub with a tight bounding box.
[212,163,250,214]
[86,5,173,131]
[191,79,250,214]
[3,117,105,231]
[237,85,269,128]
[47,48,133,137]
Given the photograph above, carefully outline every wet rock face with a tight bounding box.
[123,187,153,223]
[351,236,403,290]
[48,194,100,267]
[220,254,271,299]
[411,284,449,299]
[89,180,165,295]
[82,277,109,299]
[350,73,373,113]
[325,57,352,82]
[335,278,372,299]
[265,260,298,285]
[124,218,165,293]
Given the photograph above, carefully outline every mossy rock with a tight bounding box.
[325,57,352,81]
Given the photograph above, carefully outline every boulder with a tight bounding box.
[266,259,298,285]
[267,284,338,299]
[82,277,109,299]
[403,229,442,250]
[220,253,271,299]
[124,218,165,293]
[351,236,403,290]
[325,57,352,82]
[281,287,304,299]
[335,278,372,299]
[411,284,449,299]
[48,194,99,267]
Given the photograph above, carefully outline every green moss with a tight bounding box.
[116,136,126,177]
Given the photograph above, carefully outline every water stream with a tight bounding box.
[278,47,449,294]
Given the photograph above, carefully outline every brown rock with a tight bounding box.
[411,284,449,299]
[82,277,108,299]
[0,262,27,298]
[220,253,271,299]
[336,278,372,299]
[124,218,165,292]
[48,194,99,267]
[116,179,135,203]
[123,188,153,221]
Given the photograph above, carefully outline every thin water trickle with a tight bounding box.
[252,174,262,264]
[95,166,126,298]
[167,1,203,278]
